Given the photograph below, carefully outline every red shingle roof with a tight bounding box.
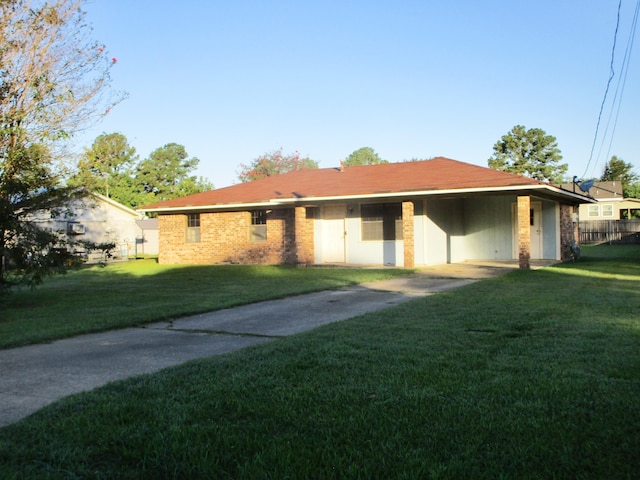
[140,157,547,211]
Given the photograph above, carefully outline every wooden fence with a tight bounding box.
[580,220,640,244]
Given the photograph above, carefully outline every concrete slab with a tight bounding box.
[147,287,424,337]
[0,329,271,427]
[0,271,489,428]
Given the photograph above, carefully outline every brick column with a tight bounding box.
[294,206,314,265]
[517,196,530,269]
[402,201,415,269]
[559,204,579,261]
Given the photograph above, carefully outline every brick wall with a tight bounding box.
[293,206,315,265]
[402,201,415,268]
[517,196,531,269]
[559,203,579,261]
[158,208,303,265]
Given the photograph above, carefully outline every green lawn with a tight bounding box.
[0,245,638,478]
[0,262,412,349]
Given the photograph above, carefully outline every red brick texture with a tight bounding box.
[158,207,315,266]
[402,201,415,268]
[517,196,531,269]
[293,206,315,265]
[559,203,579,261]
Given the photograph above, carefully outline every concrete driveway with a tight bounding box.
[0,265,511,428]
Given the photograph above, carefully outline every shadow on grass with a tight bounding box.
[0,250,638,478]
[0,262,413,349]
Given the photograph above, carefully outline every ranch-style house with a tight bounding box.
[139,158,591,269]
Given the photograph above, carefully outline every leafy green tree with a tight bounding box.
[344,147,388,166]
[488,125,567,182]
[136,143,213,204]
[67,132,140,206]
[625,183,640,200]
[1,0,123,290]
[600,156,639,197]
[238,148,318,183]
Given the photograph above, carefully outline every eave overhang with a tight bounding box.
[138,184,593,214]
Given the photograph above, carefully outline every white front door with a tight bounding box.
[530,202,542,259]
[321,204,346,263]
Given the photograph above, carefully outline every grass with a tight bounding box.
[0,245,639,478]
[0,261,412,349]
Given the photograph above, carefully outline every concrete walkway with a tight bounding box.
[0,268,505,428]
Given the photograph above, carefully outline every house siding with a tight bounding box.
[34,194,146,261]
[414,195,565,266]
[420,198,465,265]
[462,196,513,261]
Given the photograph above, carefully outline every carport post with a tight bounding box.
[402,201,415,268]
[517,196,531,269]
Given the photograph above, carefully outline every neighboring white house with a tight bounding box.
[35,192,158,262]
[562,181,640,219]
[136,218,159,257]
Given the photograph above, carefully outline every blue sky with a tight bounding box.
[79,0,639,188]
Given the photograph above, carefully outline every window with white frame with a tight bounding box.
[601,204,614,217]
[186,213,201,243]
[587,205,600,217]
[250,210,267,242]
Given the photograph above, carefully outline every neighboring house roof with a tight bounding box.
[560,180,624,201]
[140,157,590,213]
[89,192,147,219]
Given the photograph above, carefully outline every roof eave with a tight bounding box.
[139,184,593,214]
[138,201,275,214]
[272,184,595,205]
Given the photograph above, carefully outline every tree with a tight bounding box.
[67,132,139,207]
[237,148,318,183]
[0,0,123,290]
[344,147,388,166]
[136,143,213,204]
[626,183,640,199]
[488,125,567,182]
[68,136,213,208]
[600,156,639,197]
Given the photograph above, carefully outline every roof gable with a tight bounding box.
[560,181,624,201]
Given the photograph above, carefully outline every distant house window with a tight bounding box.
[588,205,600,217]
[186,213,201,243]
[250,210,267,242]
[601,204,614,217]
[361,204,403,241]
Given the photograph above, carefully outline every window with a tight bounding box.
[361,204,403,241]
[186,213,201,243]
[601,204,614,217]
[587,205,599,217]
[250,210,267,242]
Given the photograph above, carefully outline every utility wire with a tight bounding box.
[582,0,622,179]
[595,0,639,168]
[603,0,640,164]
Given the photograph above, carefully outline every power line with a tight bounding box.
[582,0,622,179]
[603,0,640,164]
